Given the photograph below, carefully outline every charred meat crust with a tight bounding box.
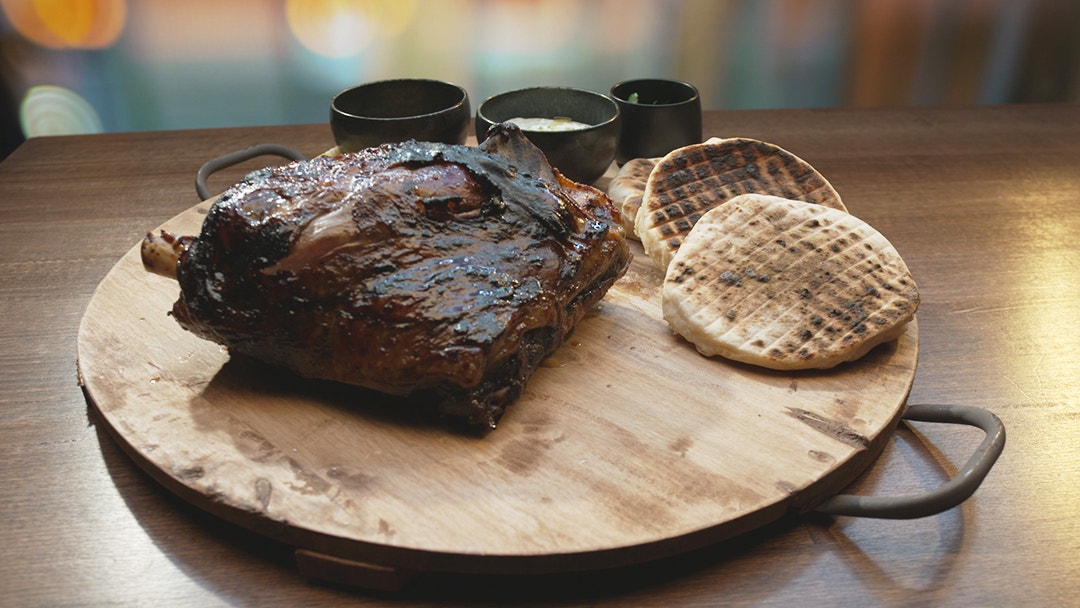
[168,124,630,428]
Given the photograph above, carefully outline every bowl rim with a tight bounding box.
[476,86,621,133]
[331,78,470,122]
[609,78,700,107]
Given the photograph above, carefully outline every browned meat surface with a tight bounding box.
[143,124,630,428]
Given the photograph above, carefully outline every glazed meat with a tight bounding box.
[142,124,630,428]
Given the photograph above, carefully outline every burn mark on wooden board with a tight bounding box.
[785,407,870,449]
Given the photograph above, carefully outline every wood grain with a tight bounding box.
[77,199,916,581]
[3,105,1078,607]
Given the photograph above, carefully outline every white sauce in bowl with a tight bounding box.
[508,116,592,132]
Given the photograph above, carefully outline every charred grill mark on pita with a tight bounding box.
[638,137,847,271]
[661,195,918,371]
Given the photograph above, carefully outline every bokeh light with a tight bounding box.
[285,0,417,58]
[0,0,126,49]
[474,0,582,54]
[19,84,103,137]
[0,0,1075,155]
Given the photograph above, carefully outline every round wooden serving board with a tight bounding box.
[78,201,918,585]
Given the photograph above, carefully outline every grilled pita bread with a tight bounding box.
[637,137,846,271]
[606,157,660,238]
[662,194,918,370]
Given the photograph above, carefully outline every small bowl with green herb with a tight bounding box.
[610,78,702,165]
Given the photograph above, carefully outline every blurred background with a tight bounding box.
[1,0,1078,159]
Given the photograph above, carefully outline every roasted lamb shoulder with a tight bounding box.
[142,124,630,428]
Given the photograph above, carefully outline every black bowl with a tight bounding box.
[610,78,702,165]
[475,87,621,184]
[331,79,470,152]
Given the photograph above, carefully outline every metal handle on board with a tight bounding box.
[814,404,1006,519]
[195,143,308,201]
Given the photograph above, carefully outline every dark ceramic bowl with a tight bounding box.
[610,78,702,165]
[475,87,621,184]
[330,79,470,152]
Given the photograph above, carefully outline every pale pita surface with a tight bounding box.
[662,194,919,370]
[606,157,659,239]
[637,138,846,271]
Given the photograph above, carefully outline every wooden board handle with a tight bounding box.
[195,144,307,200]
[813,404,1005,519]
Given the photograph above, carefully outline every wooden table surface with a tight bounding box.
[1,105,1077,607]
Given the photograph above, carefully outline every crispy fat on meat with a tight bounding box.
[662,194,918,370]
[142,124,630,428]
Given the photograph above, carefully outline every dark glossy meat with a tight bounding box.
[145,124,630,428]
